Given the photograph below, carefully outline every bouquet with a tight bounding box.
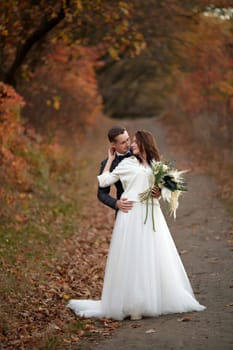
[139,159,188,231]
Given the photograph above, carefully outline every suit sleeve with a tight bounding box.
[97,160,117,210]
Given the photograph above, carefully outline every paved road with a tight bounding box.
[77,117,233,350]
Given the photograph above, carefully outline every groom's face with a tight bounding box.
[113,131,130,154]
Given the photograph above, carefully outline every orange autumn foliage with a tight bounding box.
[0,0,144,85]
[0,82,72,195]
[164,14,233,162]
[0,83,29,187]
[171,15,233,117]
[20,43,105,137]
[50,44,105,127]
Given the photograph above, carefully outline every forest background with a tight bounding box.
[0,1,233,349]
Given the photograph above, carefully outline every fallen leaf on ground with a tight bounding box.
[145,329,157,334]
[15,214,28,223]
[226,303,233,307]
[177,316,192,322]
[180,250,188,254]
[63,294,70,300]
[131,323,141,328]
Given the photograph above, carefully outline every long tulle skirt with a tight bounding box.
[67,202,205,320]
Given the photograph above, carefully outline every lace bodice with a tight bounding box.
[97,156,154,202]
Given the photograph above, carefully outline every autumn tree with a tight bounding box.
[170,13,233,116]
[96,0,233,117]
[2,0,232,88]
[0,0,144,86]
[161,11,233,170]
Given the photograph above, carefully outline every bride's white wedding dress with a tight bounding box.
[67,156,205,320]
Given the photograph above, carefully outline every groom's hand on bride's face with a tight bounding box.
[116,198,133,212]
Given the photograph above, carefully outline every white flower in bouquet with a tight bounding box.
[139,159,188,231]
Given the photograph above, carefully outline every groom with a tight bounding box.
[97,125,161,213]
[97,125,133,213]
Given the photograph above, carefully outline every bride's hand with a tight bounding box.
[108,147,116,161]
[151,185,161,199]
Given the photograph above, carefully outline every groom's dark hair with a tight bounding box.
[108,126,126,142]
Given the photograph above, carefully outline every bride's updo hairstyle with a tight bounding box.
[135,130,160,163]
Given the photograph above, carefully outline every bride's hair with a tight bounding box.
[135,130,160,163]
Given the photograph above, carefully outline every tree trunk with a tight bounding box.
[4,3,68,86]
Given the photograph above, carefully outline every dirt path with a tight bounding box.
[74,116,233,350]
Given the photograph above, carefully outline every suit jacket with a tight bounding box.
[97,152,132,210]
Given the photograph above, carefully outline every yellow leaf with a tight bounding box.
[219,81,233,96]
[53,96,61,110]
[108,47,120,60]
[63,294,70,300]
[1,29,8,36]
[92,274,99,281]
[76,0,83,11]
[115,25,124,35]
[51,12,58,19]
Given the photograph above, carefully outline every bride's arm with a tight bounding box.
[97,147,120,187]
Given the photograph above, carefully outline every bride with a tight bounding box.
[68,130,205,320]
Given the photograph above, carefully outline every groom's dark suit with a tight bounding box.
[97,152,132,209]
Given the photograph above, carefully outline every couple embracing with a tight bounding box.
[68,126,205,321]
